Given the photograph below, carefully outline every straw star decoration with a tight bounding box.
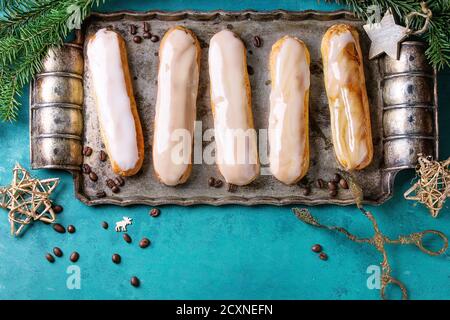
[0,163,59,236]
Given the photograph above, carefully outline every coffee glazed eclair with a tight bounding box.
[87,28,144,176]
[269,36,310,185]
[152,26,201,186]
[208,30,260,186]
[321,24,373,171]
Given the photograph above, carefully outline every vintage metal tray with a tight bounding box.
[30,10,438,206]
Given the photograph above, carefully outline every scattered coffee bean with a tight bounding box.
[115,176,125,187]
[265,79,271,86]
[112,186,120,193]
[96,190,106,198]
[139,238,151,248]
[253,35,263,48]
[319,252,328,261]
[339,178,349,189]
[227,183,237,193]
[327,181,337,191]
[70,252,80,263]
[214,179,223,188]
[112,253,121,264]
[150,208,160,217]
[303,186,311,196]
[150,34,159,42]
[101,221,109,229]
[83,146,92,156]
[143,21,150,33]
[143,31,152,39]
[332,173,341,183]
[53,247,63,257]
[247,65,254,75]
[130,276,140,287]
[208,177,216,187]
[53,223,66,234]
[46,253,55,263]
[52,205,63,214]
[226,24,233,30]
[123,233,132,243]
[329,189,338,197]
[130,24,137,35]
[67,225,76,234]
[106,178,116,189]
[99,150,107,162]
[133,35,142,43]
[316,179,325,189]
[89,172,98,182]
[82,164,91,174]
[311,244,322,253]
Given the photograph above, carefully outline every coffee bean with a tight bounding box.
[112,186,120,193]
[339,178,349,189]
[99,150,107,162]
[70,252,80,263]
[327,181,337,191]
[311,244,322,253]
[150,34,159,42]
[53,247,63,257]
[227,183,237,193]
[52,205,63,214]
[112,253,121,264]
[89,172,98,182]
[83,146,92,156]
[123,233,132,243]
[319,252,328,261]
[143,31,151,39]
[150,208,160,217]
[82,164,91,174]
[130,24,137,35]
[101,221,108,229]
[253,35,263,48]
[130,276,140,287]
[333,173,341,183]
[67,225,76,234]
[143,21,150,33]
[139,238,151,248]
[133,35,142,43]
[208,177,216,187]
[115,176,125,187]
[214,179,223,188]
[96,191,106,198]
[316,179,325,189]
[247,65,254,75]
[53,223,65,233]
[46,253,55,263]
[106,178,116,188]
[303,186,311,196]
[329,189,338,197]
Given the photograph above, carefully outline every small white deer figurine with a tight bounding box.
[115,216,132,232]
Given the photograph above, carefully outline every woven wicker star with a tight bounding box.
[404,155,450,218]
[0,163,59,236]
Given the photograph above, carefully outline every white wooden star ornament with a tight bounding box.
[363,10,408,60]
[0,163,59,236]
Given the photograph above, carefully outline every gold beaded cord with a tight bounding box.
[0,163,59,236]
[404,155,450,218]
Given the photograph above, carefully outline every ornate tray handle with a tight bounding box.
[30,43,84,171]
[381,41,438,170]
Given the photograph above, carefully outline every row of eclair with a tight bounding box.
[86,24,373,187]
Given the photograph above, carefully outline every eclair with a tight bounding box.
[269,36,310,185]
[208,30,260,186]
[152,26,201,186]
[86,28,144,176]
[321,24,373,171]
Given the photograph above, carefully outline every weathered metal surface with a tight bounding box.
[30,10,438,206]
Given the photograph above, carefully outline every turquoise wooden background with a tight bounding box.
[0,0,449,300]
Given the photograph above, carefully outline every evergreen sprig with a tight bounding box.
[0,0,104,121]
